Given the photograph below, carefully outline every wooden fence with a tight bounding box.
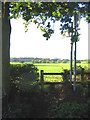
[37,69,90,89]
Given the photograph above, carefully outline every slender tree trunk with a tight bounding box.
[2,2,11,116]
[70,42,73,84]
[73,12,77,92]
[73,41,76,91]
[70,22,73,84]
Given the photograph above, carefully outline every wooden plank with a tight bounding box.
[38,82,64,85]
[44,81,89,85]
[38,81,90,85]
[41,70,44,90]
[45,82,64,84]
[43,73,63,75]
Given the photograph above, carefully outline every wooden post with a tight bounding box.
[37,73,39,81]
[81,68,84,81]
[41,70,44,90]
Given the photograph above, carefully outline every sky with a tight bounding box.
[10,17,88,60]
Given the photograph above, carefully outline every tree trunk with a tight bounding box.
[2,2,11,116]
[70,42,73,84]
[73,12,77,92]
[70,22,73,84]
[73,41,76,92]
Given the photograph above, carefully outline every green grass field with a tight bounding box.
[10,62,88,82]
[34,63,88,72]
[34,63,88,82]
[35,63,69,73]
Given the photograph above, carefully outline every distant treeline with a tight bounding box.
[10,57,89,64]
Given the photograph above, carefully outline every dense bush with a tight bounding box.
[72,65,83,74]
[10,63,39,92]
[52,102,88,118]
[71,65,89,74]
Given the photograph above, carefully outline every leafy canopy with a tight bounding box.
[9,2,89,40]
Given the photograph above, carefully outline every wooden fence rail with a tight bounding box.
[43,73,63,75]
[40,70,64,81]
[36,70,90,90]
[40,70,70,90]
[37,70,90,86]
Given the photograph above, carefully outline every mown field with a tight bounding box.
[10,62,88,82]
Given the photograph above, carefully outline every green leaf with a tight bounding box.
[9,2,89,38]
[8,14,15,19]
[33,19,37,24]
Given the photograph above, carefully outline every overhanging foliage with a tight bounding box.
[9,2,89,40]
